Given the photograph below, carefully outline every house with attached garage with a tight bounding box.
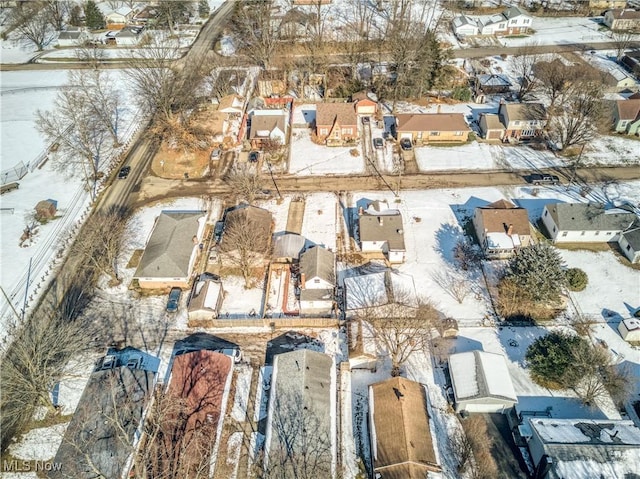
[497,102,547,142]
[541,202,638,243]
[105,6,135,29]
[618,227,640,263]
[299,246,335,317]
[448,350,517,414]
[473,199,534,259]
[523,418,640,479]
[612,98,640,135]
[133,210,206,290]
[315,102,358,146]
[452,6,532,37]
[369,377,441,479]
[358,200,406,263]
[452,14,480,37]
[395,112,470,145]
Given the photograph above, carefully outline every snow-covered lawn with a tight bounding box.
[232,364,253,422]
[8,423,67,461]
[288,129,364,176]
[301,192,337,251]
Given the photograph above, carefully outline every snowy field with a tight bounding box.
[300,192,338,251]
[288,128,365,176]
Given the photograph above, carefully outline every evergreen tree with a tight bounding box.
[525,331,584,388]
[85,0,105,30]
[504,242,567,304]
[198,0,210,18]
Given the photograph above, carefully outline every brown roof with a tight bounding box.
[477,201,530,236]
[499,102,547,121]
[370,377,440,479]
[396,113,469,132]
[616,99,640,121]
[316,102,357,127]
[249,113,286,139]
[481,113,505,130]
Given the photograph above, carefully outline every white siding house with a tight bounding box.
[452,15,480,36]
[358,200,406,263]
[618,227,640,263]
[542,203,638,243]
[299,246,335,317]
[619,318,640,341]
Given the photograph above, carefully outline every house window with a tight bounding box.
[430,131,440,136]
[606,232,611,235]
[628,244,632,251]
[522,129,535,136]
[499,23,505,28]
[454,131,463,136]
[595,231,600,236]
[344,128,353,135]
[562,231,567,237]
[314,279,320,283]
[620,120,628,127]
[320,128,328,135]
[544,210,548,217]
[523,19,530,24]
[510,19,516,24]
[514,121,520,126]
[581,231,586,236]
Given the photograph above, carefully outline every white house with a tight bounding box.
[113,26,144,46]
[57,29,90,47]
[106,6,135,28]
[619,318,640,341]
[619,227,640,263]
[358,200,406,263]
[449,350,517,413]
[482,6,532,35]
[299,246,335,317]
[542,202,638,243]
[452,14,480,37]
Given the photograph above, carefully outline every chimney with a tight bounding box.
[378,216,384,226]
[300,273,306,289]
[358,206,364,215]
[437,104,441,114]
[507,224,513,236]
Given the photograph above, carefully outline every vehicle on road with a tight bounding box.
[400,138,413,151]
[373,137,384,149]
[249,151,259,163]
[528,173,560,186]
[166,287,182,313]
[118,166,131,179]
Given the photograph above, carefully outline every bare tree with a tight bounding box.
[611,30,636,60]
[220,209,271,288]
[509,42,540,100]
[44,0,72,31]
[225,164,263,205]
[70,206,130,285]
[9,1,56,51]
[156,0,191,36]
[453,238,481,271]
[231,1,281,68]
[431,269,470,304]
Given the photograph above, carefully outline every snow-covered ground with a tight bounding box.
[288,128,364,176]
[301,192,337,251]
[8,423,67,461]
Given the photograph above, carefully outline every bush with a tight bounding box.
[566,268,588,291]
[525,331,585,389]
[451,86,471,102]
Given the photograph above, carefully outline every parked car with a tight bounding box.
[400,138,413,151]
[210,148,221,160]
[166,287,182,313]
[249,151,259,163]
[361,116,370,124]
[118,166,131,179]
[373,137,384,149]
[528,173,560,186]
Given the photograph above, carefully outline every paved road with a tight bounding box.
[132,164,640,207]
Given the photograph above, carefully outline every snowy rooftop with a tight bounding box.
[449,350,517,402]
[486,232,520,250]
[530,418,640,445]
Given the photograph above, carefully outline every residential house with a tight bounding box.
[618,227,640,263]
[249,109,288,148]
[272,233,306,263]
[473,199,533,259]
[299,246,335,317]
[619,317,640,341]
[621,50,640,79]
[452,14,480,37]
[315,102,358,146]
[153,350,233,476]
[493,102,547,142]
[604,9,640,31]
[57,29,90,47]
[131,5,159,25]
[524,418,640,479]
[478,113,506,140]
[449,350,518,413]
[221,204,273,255]
[50,348,159,479]
[613,98,640,134]
[358,200,406,263]
[542,202,638,243]
[133,211,206,290]
[353,94,378,116]
[106,26,144,46]
[217,94,245,116]
[105,6,135,29]
[264,350,334,478]
[187,274,225,325]
[344,269,417,317]
[603,65,638,90]
[396,113,470,144]
[369,377,441,479]
[473,73,512,96]
[590,0,628,11]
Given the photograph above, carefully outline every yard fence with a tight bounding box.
[1,161,29,185]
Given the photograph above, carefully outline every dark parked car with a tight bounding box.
[373,137,384,149]
[118,166,131,179]
[361,116,370,124]
[166,287,182,313]
[528,173,560,186]
[400,138,413,151]
[249,151,259,163]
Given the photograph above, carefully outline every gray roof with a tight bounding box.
[267,350,333,474]
[300,288,334,302]
[477,73,512,87]
[134,211,204,279]
[58,30,84,40]
[503,5,526,19]
[299,246,335,284]
[546,203,638,232]
[359,212,406,250]
[622,227,640,249]
[272,233,306,259]
[51,364,156,479]
[449,350,517,403]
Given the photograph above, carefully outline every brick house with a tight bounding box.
[315,102,358,146]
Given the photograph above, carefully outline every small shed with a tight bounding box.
[354,95,378,116]
[35,199,58,220]
[619,227,640,264]
[187,275,224,325]
[272,233,306,263]
[439,318,459,338]
[449,350,517,413]
[618,318,640,341]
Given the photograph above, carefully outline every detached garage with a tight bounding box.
[449,350,517,414]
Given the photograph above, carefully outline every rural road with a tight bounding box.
[131,165,640,207]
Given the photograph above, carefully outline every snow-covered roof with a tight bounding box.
[486,232,520,249]
[530,419,640,445]
[620,318,640,332]
[449,350,517,403]
[188,277,223,313]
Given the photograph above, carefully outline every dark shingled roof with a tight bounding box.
[300,246,335,284]
[546,202,637,232]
